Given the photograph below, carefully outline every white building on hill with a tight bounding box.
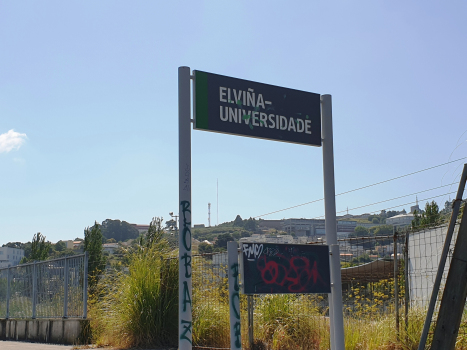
[0,247,25,268]
[386,213,414,227]
[102,243,120,254]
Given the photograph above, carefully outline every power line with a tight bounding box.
[311,191,457,220]
[254,157,467,218]
[336,183,455,215]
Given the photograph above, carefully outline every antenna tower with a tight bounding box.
[208,203,211,227]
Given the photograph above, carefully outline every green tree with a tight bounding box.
[231,232,241,240]
[423,200,441,226]
[84,222,106,292]
[2,242,24,249]
[412,210,421,229]
[373,225,393,236]
[101,219,139,242]
[29,232,50,261]
[350,226,370,237]
[243,217,257,232]
[53,249,76,259]
[165,218,177,232]
[145,217,164,248]
[54,240,66,252]
[241,231,251,238]
[198,242,213,254]
[412,201,441,229]
[233,215,243,227]
[214,233,234,249]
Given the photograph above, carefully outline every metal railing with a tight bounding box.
[0,252,88,319]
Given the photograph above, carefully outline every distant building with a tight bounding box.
[102,243,120,254]
[64,240,74,249]
[257,220,283,230]
[193,224,205,229]
[239,234,294,244]
[281,218,381,239]
[0,247,25,268]
[73,241,83,249]
[131,224,150,234]
[386,213,414,227]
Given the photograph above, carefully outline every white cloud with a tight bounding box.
[0,129,28,153]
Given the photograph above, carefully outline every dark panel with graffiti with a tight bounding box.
[241,243,331,294]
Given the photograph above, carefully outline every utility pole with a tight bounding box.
[208,203,211,227]
[430,165,467,350]
[418,164,467,350]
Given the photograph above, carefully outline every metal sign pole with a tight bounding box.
[179,66,193,350]
[32,261,37,319]
[6,267,10,319]
[64,257,69,318]
[321,94,345,350]
[228,242,242,350]
[83,251,88,319]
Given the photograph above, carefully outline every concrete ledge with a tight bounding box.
[0,319,90,345]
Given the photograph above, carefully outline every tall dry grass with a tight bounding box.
[89,220,178,348]
[88,247,467,350]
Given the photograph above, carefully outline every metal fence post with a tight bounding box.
[63,257,69,318]
[248,295,254,349]
[394,232,399,339]
[83,251,88,319]
[404,231,410,343]
[32,261,37,319]
[6,267,11,319]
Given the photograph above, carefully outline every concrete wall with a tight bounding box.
[0,318,90,345]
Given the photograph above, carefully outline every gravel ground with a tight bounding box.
[0,341,75,350]
[0,341,176,350]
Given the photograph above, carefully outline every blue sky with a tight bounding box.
[1,1,466,245]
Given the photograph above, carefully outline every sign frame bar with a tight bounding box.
[321,94,345,350]
[179,67,345,350]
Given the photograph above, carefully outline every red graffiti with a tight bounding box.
[257,254,325,293]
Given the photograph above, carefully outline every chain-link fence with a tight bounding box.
[189,223,467,349]
[405,220,467,349]
[189,232,405,349]
[1,223,462,347]
[0,253,88,319]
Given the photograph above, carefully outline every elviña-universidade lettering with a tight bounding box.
[218,86,313,134]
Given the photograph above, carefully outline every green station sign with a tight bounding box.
[194,70,322,146]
